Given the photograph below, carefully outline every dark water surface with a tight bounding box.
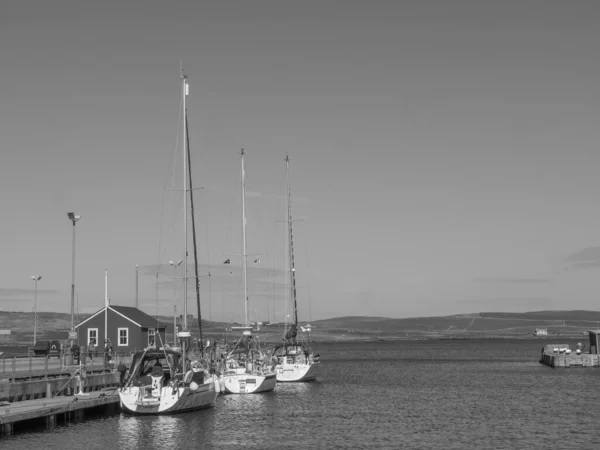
[3,339,598,449]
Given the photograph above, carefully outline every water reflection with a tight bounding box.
[3,340,600,449]
[114,408,218,450]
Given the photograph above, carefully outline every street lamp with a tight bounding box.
[31,275,42,345]
[67,212,81,345]
[169,259,183,344]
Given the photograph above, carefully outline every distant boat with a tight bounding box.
[119,70,218,414]
[271,155,320,382]
[220,149,277,394]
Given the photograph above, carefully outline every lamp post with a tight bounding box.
[31,275,42,345]
[169,259,182,344]
[135,264,139,309]
[67,212,81,346]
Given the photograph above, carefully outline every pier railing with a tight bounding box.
[0,351,134,383]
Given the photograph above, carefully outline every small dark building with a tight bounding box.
[589,330,600,354]
[75,305,168,353]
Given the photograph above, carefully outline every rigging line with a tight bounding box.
[155,86,183,322]
[200,165,212,323]
[271,211,277,324]
[306,245,312,323]
[185,109,204,352]
[221,189,237,259]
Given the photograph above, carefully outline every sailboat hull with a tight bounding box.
[276,362,319,382]
[119,381,217,415]
[222,372,277,394]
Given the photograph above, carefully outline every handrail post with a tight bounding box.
[45,354,49,379]
[12,356,17,383]
[29,355,33,380]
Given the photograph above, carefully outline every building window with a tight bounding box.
[118,328,129,346]
[87,328,98,346]
[148,328,156,346]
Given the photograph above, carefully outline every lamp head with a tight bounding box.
[67,212,81,224]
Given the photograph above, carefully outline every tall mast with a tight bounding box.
[182,70,189,333]
[180,67,189,372]
[286,154,299,332]
[241,148,248,327]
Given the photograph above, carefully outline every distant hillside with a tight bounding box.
[1,310,598,345]
[309,311,600,339]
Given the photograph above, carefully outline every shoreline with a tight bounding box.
[0,333,585,351]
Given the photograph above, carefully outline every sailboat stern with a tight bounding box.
[119,381,217,414]
[276,361,319,382]
[222,372,277,394]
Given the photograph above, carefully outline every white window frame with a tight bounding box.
[148,328,156,345]
[118,327,129,346]
[87,328,98,346]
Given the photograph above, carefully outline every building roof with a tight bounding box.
[110,305,168,328]
[75,305,168,329]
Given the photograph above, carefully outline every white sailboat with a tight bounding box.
[272,154,320,382]
[221,149,278,394]
[119,70,218,414]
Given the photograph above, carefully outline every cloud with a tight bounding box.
[564,247,600,271]
[567,247,600,262]
[474,277,550,284]
[567,261,600,270]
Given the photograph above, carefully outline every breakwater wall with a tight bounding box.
[539,344,600,368]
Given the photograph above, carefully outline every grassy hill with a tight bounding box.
[1,310,598,346]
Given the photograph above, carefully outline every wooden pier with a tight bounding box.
[0,389,120,436]
[0,355,126,437]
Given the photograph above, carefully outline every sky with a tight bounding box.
[2,0,600,322]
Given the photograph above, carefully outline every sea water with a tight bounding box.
[2,339,598,449]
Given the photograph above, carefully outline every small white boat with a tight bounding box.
[272,342,320,382]
[221,343,277,394]
[119,70,217,413]
[220,150,277,394]
[119,348,217,414]
[273,155,320,382]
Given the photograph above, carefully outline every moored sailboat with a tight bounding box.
[221,149,277,394]
[272,154,320,382]
[119,70,218,414]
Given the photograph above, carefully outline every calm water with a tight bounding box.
[3,339,599,449]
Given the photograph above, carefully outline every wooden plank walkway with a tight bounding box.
[0,389,120,434]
